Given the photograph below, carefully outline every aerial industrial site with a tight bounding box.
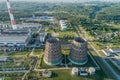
[0,0,120,80]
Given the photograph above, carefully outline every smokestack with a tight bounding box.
[6,0,17,30]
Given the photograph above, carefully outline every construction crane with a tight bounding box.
[6,0,17,30]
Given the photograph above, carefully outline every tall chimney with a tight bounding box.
[6,0,17,30]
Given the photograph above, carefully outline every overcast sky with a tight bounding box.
[1,0,120,3]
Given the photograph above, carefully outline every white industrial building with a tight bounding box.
[60,20,67,31]
[0,30,31,48]
[71,67,79,76]
[39,32,47,42]
[109,48,120,53]
[20,16,56,22]
[16,23,41,29]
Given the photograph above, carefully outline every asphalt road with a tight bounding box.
[89,42,120,80]
[78,26,120,80]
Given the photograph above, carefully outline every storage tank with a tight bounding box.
[71,67,79,76]
[44,38,63,65]
[68,37,88,65]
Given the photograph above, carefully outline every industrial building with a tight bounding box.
[68,37,88,65]
[60,20,67,31]
[109,48,120,53]
[0,56,14,62]
[44,38,63,65]
[71,67,79,76]
[0,0,32,50]
[0,30,31,48]
[39,32,47,42]
[16,23,41,30]
[80,68,88,76]
[0,24,10,31]
[20,16,56,22]
[42,69,52,78]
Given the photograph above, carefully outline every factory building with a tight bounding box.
[0,0,32,51]
[71,67,79,76]
[39,32,47,42]
[20,16,56,22]
[16,23,41,30]
[68,37,88,65]
[0,30,31,48]
[44,38,63,65]
[60,20,67,31]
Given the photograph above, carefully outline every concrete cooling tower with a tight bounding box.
[68,37,88,65]
[44,38,63,65]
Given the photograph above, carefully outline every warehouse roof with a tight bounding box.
[0,35,28,43]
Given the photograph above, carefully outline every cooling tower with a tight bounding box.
[68,37,88,65]
[44,38,63,65]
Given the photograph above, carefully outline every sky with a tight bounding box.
[1,0,120,3]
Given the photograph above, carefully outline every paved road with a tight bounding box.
[29,48,39,57]
[34,67,71,71]
[30,48,35,56]
[78,26,120,80]
[88,39,120,80]
[21,70,30,80]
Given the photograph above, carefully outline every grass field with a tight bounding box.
[5,51,31,57]
[0,51,4,56]
[98,51,106,57]
[34,49,44,55]
[27,69,110,80]
[108,24,120,29]
[38,53,98,69]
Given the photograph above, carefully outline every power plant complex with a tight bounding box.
[44,37,88,66]
[0,0,102,79]
[2,0,88,67]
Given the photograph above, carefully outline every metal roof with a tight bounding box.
[0,35,28,43]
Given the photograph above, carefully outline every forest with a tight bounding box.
[0,1,120,43]
[0,1,120,24]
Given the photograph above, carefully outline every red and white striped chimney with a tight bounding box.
[6,0,17,30]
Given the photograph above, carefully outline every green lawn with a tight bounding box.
[34,49,44,55]
[39,55,62,69]
[0,52,4,56]
[6,51,31,57]
[50,69,110,80]
[62,49,70,55]
[38,53,98,69]
[91,42,101,50]
[27,69,110,80]
[99,51,106,57]
[108,23,120,29]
